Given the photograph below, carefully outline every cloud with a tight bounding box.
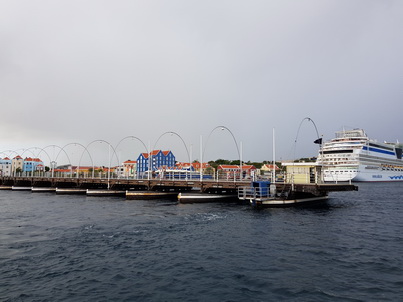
[0,0,402,165]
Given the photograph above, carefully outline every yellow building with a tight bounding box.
[11,155,24,174]
[282,162,322,184]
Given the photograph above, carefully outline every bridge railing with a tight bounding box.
[238,187,271,200]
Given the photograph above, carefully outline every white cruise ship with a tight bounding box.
[316,129,403,182]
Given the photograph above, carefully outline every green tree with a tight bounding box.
[215,159,231,165]
[204,166,215,175]
[208,161,216,170]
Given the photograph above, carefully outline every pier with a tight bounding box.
[0,123,360,204]
[0,175,358,199]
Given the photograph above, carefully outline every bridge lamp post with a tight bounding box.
[153,131,191,181]
[82,140,119,189]
[58,142,92,178]
[38,144,71,179]
[148,141,151,180]
[114,136,148,180]
[294,117,322,183]
[202,126,242,181]
[77,143,95,179]
[51,161,56,178]
[52,144,75,178]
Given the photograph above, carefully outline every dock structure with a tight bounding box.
[0,176,249,193]
[0,176,357,197]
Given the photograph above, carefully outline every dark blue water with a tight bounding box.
[1,183,402,301]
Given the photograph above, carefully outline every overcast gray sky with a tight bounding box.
[1,0,402,166]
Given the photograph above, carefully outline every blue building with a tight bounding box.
[136,150,176,174]
[23,157,44,173]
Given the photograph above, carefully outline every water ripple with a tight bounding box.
[1,184,403,301]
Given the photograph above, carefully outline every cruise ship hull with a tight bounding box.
[318,129,403,182]
[323,165,403,182]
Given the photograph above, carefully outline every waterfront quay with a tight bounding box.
[0,176,357,197]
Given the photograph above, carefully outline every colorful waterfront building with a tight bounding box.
[0,157,12,176]
[282,162,321,184]
[176,162,210,172]
[136,150,175,175]
[260,164,281,173]
[12,155,24,174]
[23,157,45,173]
[121,160,137,178]
[217,164,257,179]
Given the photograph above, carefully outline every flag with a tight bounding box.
[314,138,322,144]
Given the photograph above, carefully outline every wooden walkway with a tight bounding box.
[0,176,358,194]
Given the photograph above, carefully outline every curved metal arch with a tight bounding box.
[153,131,191,166]
[39,145,73,177]
[292,117,322,163]
[0,149,21,158]
[56,142,93,167]
[19,148,38,158]
[294,117,320,143]
[21,147,52,164]
[83,139,120,166]
[114,136,149,165]
[202,125,242,181]
[29,146,57,165]
[42,144,73,166]
[203,125,241,162]
[18,147,52,176]
[58,142,94,178]
[0,150,21,175]
[79,140,119,179]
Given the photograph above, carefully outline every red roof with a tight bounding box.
[24,157,43,162]
[71,166,98,170]
[124,160,137,164]
[141,150,171,158]
[241,165,256,170]
[54,169,71,173]
[261,164,280,170]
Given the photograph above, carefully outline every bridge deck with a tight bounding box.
[0,176,358,194]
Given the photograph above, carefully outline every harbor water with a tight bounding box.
[1,183,402,301]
